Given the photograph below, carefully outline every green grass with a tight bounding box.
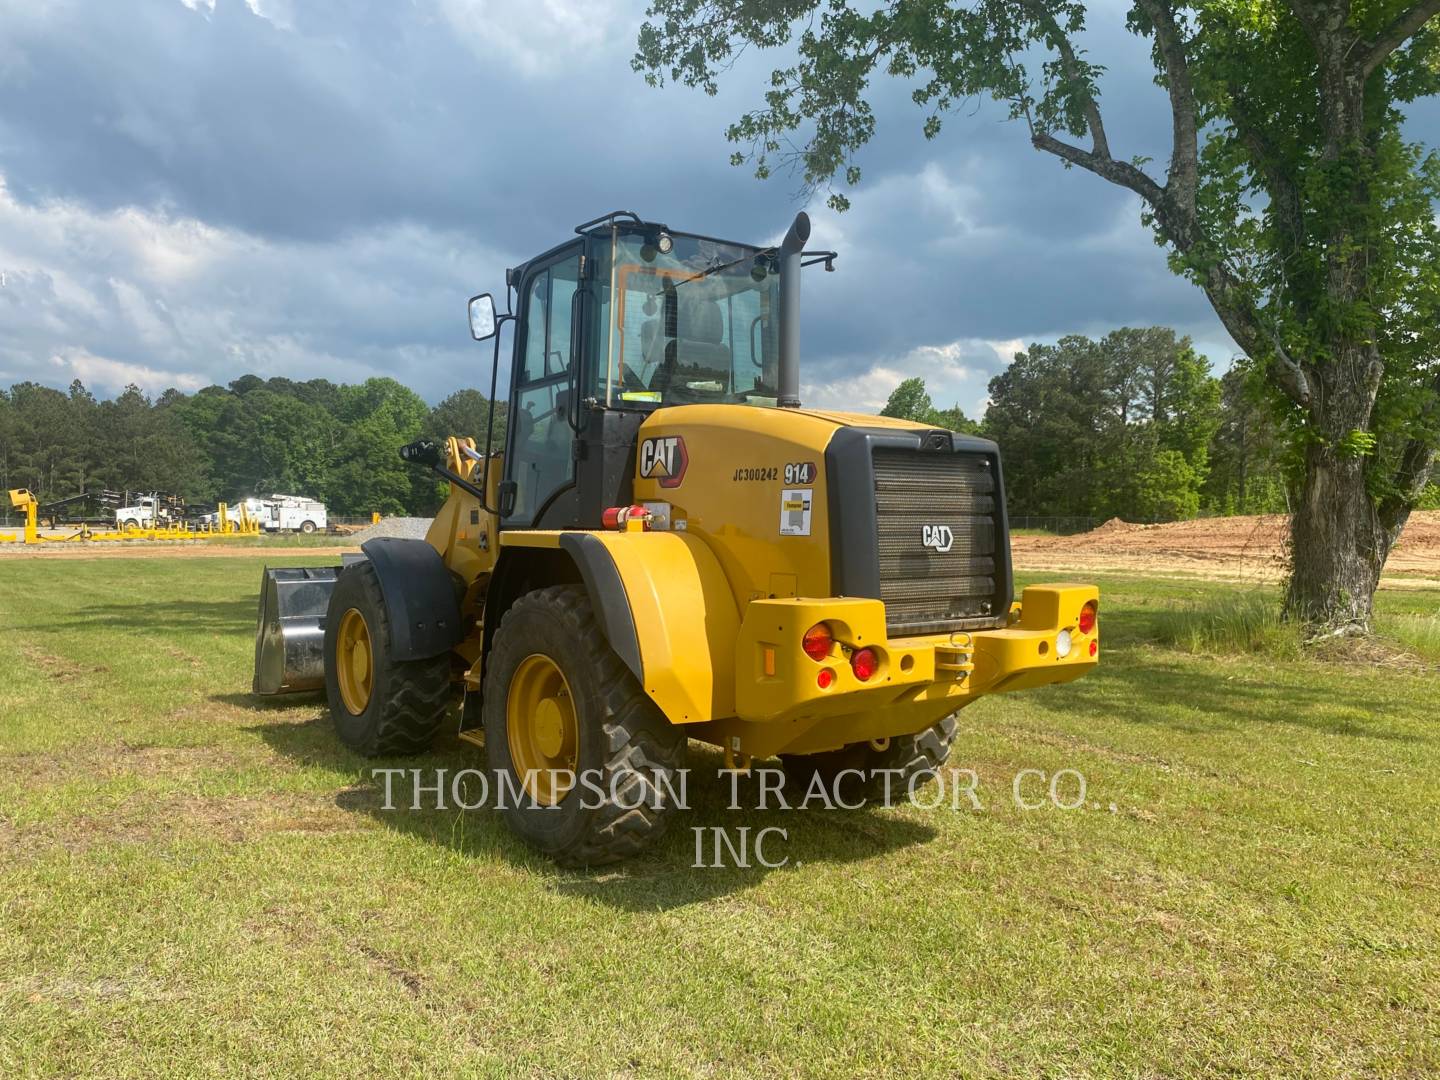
[1,557,1437,1077]
[199,532,360,548]
[1375,612,1440,663]
[1150,590,1303,657]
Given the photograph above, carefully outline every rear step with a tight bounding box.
[253,566,342,694]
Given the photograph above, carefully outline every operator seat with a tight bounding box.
[649,294,731,394]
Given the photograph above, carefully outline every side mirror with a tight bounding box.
[468,293,497,341]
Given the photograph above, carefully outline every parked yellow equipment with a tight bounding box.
[254,210,1099,866]
[8,489,38,544]
[3,489,261,544]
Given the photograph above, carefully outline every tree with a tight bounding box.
[5,382,87,500]
[1133,449,1203,520]
[880,377,935,422]
[325,378,432,516]
[880,376,982,432]
[983,336,1116,518]
[1204,366,1296,514]
[424,388,509,452]
[635,1,1440,634]
[92,384,208,499]
[981,329,1218,520]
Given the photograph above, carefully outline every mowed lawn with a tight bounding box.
[1,554,1437,1078]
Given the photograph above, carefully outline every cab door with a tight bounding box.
[504,246,583,526]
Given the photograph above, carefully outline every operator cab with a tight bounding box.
[467,211,833,530]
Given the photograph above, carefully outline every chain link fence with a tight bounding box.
[1008,515,1103,535]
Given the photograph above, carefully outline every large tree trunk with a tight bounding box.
[1284,339,1388,633]
[1285,444,1386,632]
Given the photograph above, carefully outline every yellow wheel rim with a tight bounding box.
[336,608,374,716]
[506,653,578,805]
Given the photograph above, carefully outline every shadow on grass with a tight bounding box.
[1029,642,1430,744]
[249,713,937,910]
[31,597,259,634]
[213,690,323,712]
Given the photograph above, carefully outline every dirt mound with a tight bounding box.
[1012,509,1440,582]
[1090,517,1143,535]
[347,517,433,543]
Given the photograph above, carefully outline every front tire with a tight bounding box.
[323,560,451,756]
[484,585,686,867]
[780,715,959,806]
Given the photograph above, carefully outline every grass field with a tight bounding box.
[1,555,1437,1077]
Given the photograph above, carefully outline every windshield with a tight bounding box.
[593,230,780,407]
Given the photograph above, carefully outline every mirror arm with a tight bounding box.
[478,312,516,515]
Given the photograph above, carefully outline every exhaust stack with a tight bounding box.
[777,211,810,408]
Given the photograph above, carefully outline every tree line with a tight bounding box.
[0,376,506,519]
[882,327,1437,525]
[4,334,1432,526]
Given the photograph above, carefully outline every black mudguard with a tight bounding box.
[359,537,462,661]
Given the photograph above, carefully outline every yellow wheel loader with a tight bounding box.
[253,210,1099,865]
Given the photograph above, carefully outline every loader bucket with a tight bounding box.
[253,566,342,695]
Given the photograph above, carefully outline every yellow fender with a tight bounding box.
[503,530,739,724]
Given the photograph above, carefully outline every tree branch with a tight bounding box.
[1378,368,1440,535]
[1032,125,1311,408]
[1032,0,1309,409]
[1194,262,1313,407]
[1023,1,1110,157]
[1058,34,1110,157]
[1360,0,1440,76]
[1030,132,1163,204]
[1133,0,1199,213]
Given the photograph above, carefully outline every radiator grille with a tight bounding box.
[872,448,1001,634]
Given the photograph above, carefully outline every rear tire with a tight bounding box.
[121,518,140,531]
[484,585,686,867]
[780,715,959,807]
[300,520,317,534]
[324,560,451,756]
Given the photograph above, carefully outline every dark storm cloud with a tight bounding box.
[0,0,1278,410]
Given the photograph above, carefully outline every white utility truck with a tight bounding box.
[257,494,327,534]
[115,495,183,530]
[200,495,327,533]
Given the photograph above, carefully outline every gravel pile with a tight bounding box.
[348,517,434,543]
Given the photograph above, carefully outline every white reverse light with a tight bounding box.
[1055,629,1073,659]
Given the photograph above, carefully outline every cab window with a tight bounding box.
[509,253,582,523]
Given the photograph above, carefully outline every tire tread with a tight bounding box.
[489,585,685,867]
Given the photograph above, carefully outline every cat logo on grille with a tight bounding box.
[921,524,954,553]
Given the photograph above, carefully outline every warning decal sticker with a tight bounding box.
[779,488,813,536]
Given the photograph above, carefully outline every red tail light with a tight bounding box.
[817,668,834,689]
[1078,600,1098,635]
[850,647,879,681]
[802,623,833,662]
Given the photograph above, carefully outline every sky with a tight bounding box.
[0,0,1277,419]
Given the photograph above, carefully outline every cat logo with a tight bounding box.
[922,524,954,553]
[638,435,688,489]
